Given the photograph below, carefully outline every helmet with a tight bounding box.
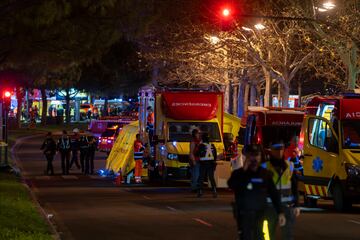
[73,128,80,133]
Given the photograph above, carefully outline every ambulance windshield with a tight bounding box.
[342,121,360,149]
[168,122,221,142]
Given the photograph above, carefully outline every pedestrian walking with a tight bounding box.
[133,134,144,183]
[79,134,89,173]
[189,129,201,192]
[40,132,57,175]
[69,128,80,170]
[57,130,71,175]
[197,133,217,198]
[85,136,97,175]
[264,143,300,240]
[228,144,286,240]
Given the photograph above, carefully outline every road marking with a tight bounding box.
[143,195,152,200]
[61,175,78,180]
[348,220,360,225]
[166,206,177,212]
[193,218,213,227]
[35,176,51,180]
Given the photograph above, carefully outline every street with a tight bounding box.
[14,135,360,240]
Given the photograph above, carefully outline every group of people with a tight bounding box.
[189,128,301,240]
[41,129,97,175]
[228,143,300,240]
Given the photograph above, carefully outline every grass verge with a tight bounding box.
[0,171,53,240]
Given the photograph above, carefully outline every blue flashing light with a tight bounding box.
[172,141,177,147]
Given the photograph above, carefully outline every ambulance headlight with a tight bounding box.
[345,163,360,177]
[167,153,178,160]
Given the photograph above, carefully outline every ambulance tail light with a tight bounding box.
[256,129,262,144]
[298,130,305,150]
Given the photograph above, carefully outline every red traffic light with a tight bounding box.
[222,8,231,17]
[4,91,11,98]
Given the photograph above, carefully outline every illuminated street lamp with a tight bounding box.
[254,23,266,30]
[209,36,220,45]
[242,26,252,31]
[323,2,336,10]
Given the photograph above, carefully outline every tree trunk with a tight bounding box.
[237,82,245,118]
[298,81,302,107]
[15,87,24,129]
[263,69,272,107]
[232,84,238,116]
[65,89,71,124]
[244,83,250,112]
[281,85,290,108]
[224,79,230,113]
[347,64,358,90]
[103,97,109,116]
[249,84,256,106]
[40,88,47,126]
[277,83,281,107]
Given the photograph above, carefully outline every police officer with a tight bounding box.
[85,136,97,175]
[79,134,89,173]
[197,133,217,198]
[228,144,286,240]
[69,128,80,170]
[57,130,71,175]
[265,143,300,240]
[40,132,57,175]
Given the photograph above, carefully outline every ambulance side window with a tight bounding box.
[308,118,338,153]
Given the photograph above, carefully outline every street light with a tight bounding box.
[323,2,336,10]
[254,23,266,30]
[209,36,220,45]
[242,26,252,31]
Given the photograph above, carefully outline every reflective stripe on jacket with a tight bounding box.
[134,140,143,160]
[199,143,215,161]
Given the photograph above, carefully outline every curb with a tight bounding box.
[11,134,61,240]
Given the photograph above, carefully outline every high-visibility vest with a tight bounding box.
[134,140,143,160]
[265,160,294,203]
[199,143,215,161]
[147,112,154,125]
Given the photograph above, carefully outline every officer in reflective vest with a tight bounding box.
[197,134,217,198]
[134,134,144,183]
[265,143,300,240]
[57,130,71,175]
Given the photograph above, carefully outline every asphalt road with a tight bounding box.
[13,135,360,240]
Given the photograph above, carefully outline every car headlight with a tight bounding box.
[167,153,178,160]
[345,163,360,177]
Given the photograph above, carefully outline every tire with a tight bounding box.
[304,195,318,208]
[333,183,352,212]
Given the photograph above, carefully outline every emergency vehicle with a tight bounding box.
[241,106,304,149]
[139,87,225,180]
[98,125,122,154]
[88,116,136,137]
[300,94,360,211]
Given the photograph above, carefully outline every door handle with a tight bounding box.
[304,153,313,157]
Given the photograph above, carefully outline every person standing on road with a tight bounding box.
[69,128,81,170]
[40,132,57,175]
[189,129,201,192]
[146,106,154,143]
[57,130,71,175]
[197,133,217,198]
[85,136,97,175]
[228,144,286,240]
[79,134,89,173]
[264,143,300,240]
[134,134,144,183]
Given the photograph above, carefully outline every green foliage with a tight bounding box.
[0,173,52,240]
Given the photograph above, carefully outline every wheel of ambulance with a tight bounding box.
[304,195,317,208]
[333,183,352,211]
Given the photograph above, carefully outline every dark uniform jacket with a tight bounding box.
[228,167,282,213]
[41,138,57,156]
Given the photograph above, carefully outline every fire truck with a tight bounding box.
[299,93,360,211]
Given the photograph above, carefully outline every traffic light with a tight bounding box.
[217,3,237,31]
[2,90,12,111]
[222,8,231,18]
